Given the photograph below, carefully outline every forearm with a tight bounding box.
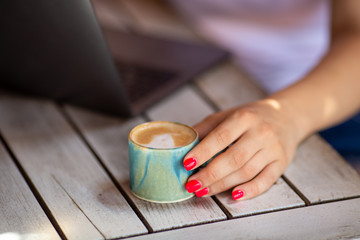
[268,33,360,142]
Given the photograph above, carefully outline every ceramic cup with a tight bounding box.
[128,121,198,203]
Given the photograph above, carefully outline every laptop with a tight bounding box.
[0,0,228,117]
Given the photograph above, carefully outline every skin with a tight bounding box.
[183,0,360,200]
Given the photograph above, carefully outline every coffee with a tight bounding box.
[130,121,197,149]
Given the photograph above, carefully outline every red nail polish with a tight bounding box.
[186,180,201,193]
[195,187,209,197]
[184,158,197,171]
[232,190,244,200]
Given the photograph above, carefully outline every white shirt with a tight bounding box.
[171,0,330,93]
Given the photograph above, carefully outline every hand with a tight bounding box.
[183,99,302,200]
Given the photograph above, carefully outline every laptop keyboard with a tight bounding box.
[115,61,177,103]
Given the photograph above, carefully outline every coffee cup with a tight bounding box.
[128,121,198,203]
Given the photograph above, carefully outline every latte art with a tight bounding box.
[143,133,176,148]
[130,121,197,149]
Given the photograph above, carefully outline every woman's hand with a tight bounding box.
[183,98,304,200]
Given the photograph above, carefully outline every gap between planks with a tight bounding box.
[57,104,154,234]
[0,131,67,240]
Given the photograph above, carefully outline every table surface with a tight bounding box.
[1,1,360,239]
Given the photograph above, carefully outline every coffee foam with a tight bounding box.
[130,121,196,149]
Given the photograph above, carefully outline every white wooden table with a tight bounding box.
[1,1,360,239]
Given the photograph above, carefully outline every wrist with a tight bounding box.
[262,95,314,144]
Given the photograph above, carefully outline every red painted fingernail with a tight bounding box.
[186,180,201,193]
[183,158,197,171]
[195,187,209,197]
[232,190,244,200]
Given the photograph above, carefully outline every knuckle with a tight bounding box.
[243,164,258,180]
[233,109,257,122]
[204,167,220,183]
[217,179,228,192]
[250,182,262,196]
[194,150,211,165]
[258,180,269,193]
[214,129,231,145]
[258,122,275,138]
[274,144,286,157]
[250,177,274,197]
[229,150,247,169]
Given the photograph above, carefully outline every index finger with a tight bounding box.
[193,108,234,140]
[183,111,252,171]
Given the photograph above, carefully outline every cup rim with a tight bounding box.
[128,121,199,150]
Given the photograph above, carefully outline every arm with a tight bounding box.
[273,3,360,141]
[183,0,360,200]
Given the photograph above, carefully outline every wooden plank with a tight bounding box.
[195,61,265,108]
[120,0,201,42]
[216,178,304,218]
[130,198,360,240]
[0,94,147,240]
[147,85,214,126]
[143,83,304,217]
[65,104,227,232]
[0,142,60,240]
[285,135,360,203]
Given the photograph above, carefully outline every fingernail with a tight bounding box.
[183,158,197,171]
[232,190,244,200]
[195,187,209,197]
[186,180,201,193]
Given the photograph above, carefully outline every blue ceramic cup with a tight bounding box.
[129,121,198,203]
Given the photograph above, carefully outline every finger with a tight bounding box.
[193,109,233,140]
[193,150,272,197]
[184,111,252,171]
[232,161,285,201]
[187,131,264,192]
